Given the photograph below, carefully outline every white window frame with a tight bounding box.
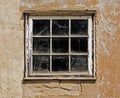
[24,15,96,80]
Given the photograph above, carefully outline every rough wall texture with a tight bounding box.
[0,0,120,98]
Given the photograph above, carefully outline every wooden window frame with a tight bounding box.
[24,14,96,80]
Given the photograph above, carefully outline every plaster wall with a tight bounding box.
[0,0,120,98]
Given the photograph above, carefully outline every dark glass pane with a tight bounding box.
[71,38,88,52]
[33,38,50,53]
[52,56,69,71]
[52,20,69,35]
[71,19,88,35]
[71,56,88,71]
[33,20,50,35]
[33,55,50,71]
[52,38,68,53]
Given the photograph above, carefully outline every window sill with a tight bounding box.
[24,75,97,81]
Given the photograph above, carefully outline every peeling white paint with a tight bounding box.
[62,4,68,9]
[40,0,55,5]
[21,0,56,8]
[97,0,119,35]
[96,0,120,57]
[100,41,110,56]
[21,2,36,8]
[97,93,105,98]
[75,4,85,7]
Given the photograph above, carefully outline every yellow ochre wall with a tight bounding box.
[0,0,120,98]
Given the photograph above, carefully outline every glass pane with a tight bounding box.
[33,20,50,35]
[71,38,88,52]
[52,56,69,71]
[52,38,68,53]
[71,19,88,35]
[33,55,50,71]
[33,38,50,53]
[71,56,88,71]
[52,20,69,35]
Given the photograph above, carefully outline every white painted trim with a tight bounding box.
[29,16,91,20]
[29,17,33,75]
[93,16,96,77]
[24,76,97,80]
[25,14,29,78]
[25,15,94,79]
[88,17,93,75]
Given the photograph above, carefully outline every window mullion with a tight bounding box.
[50,19,52,72]
[69,19,71,72]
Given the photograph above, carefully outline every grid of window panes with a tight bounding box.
[32,18,89,72]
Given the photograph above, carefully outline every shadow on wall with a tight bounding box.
[22,79,96,84]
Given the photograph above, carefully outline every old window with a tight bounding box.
[25,15,95,80]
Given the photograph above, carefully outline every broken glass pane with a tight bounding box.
[33,55,50,71]
[33,20,50,35]
[71,55,88,71]
[52,20,69,35]
[52,56,69,71]
[33,38,50,53]
[71,38,88,52]
[52,38,68,53]
[71,19,88,35]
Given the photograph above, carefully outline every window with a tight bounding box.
[25,15,95,80]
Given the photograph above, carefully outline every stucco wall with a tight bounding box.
[0,0,120,98]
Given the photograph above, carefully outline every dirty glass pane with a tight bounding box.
[52,56,69,71]
[33,55,50,71]
[33,38,50,53]
[71,19,88,35]
[71,56,88,71]
[52,38,68,53]
[71,38,88,52]
[33,20,50,35]
[52,20,69,35]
